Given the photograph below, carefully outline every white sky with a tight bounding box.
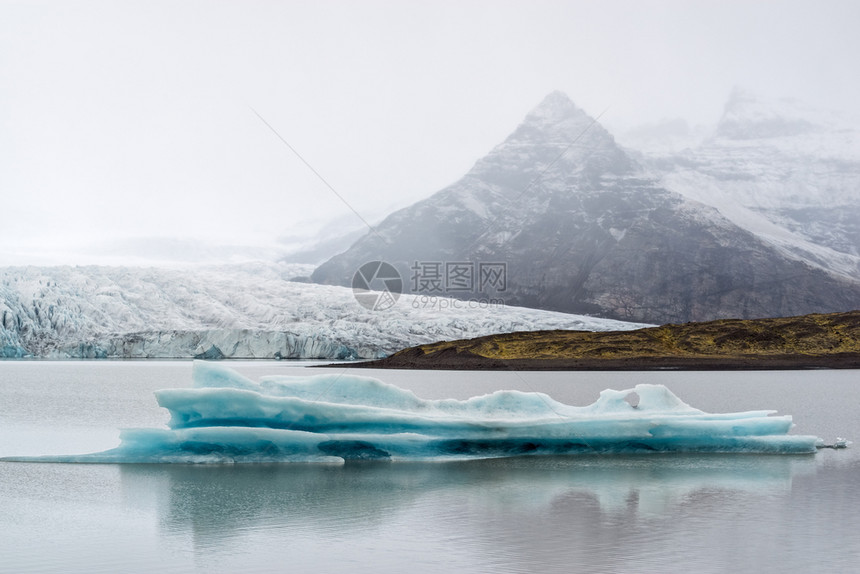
[2,0,859,265]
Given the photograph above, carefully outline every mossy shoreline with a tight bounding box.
[349,311,860,371]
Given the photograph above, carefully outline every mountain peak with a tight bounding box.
[528,90,582,117]
[716,88,822,140]
[498,90,612,148]
[519,91,592,132]
[724,86,759,109]
[465,91,629,185]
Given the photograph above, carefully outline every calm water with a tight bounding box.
[0,361,858,574]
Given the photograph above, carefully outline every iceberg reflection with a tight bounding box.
[117,454,815,548]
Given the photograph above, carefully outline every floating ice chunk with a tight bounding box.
[2,361,823,463]
[192,360,261,391]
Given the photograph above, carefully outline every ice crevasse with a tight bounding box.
[5,361,822,463]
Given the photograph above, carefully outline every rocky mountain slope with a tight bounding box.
[312,92,860,323]
[0,263,646,359]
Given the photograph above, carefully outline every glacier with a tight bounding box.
[2,362,821,464]
[0,263,648,359]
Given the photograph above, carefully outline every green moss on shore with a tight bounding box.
[357,311,860,370]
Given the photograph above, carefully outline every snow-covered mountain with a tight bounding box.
[0,263,647,359]
[653,89,860,278]
[313,91,860,323]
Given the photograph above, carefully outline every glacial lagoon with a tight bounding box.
[1,361,858,573]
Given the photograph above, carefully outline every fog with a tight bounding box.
[2,0,858,265]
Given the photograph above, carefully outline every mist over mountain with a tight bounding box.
[657,89,860,271]
[312,91,860,324]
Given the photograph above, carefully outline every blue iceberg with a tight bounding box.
[5,362,821,463]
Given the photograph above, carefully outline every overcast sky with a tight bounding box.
[2,0,859,265]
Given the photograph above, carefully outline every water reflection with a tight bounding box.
[120,455,815,552]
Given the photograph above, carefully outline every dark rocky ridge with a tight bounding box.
[352,310,860,371]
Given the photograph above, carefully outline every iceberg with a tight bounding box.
[3,362,821,463]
